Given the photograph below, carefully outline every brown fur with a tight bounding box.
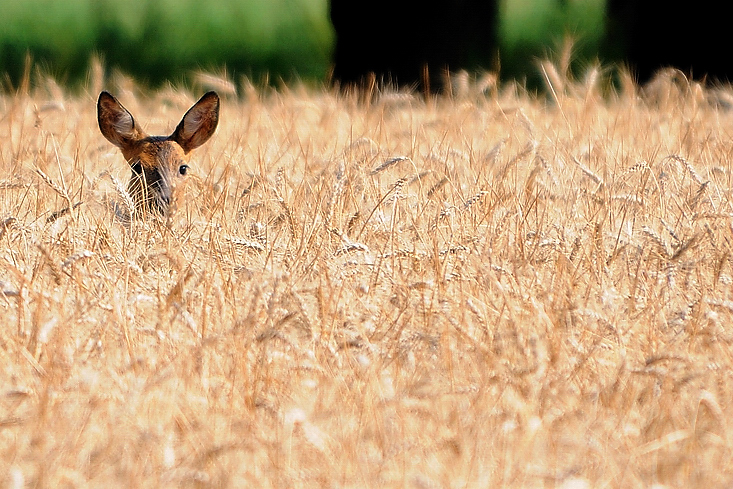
[97,91,220,215]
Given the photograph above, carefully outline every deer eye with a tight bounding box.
[179,164,189,176]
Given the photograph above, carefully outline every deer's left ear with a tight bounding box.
[171,91,220,153]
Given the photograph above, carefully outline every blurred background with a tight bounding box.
[0,0,728,93]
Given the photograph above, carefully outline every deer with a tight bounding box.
[97,91,220,217]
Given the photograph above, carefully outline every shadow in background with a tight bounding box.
[330,0,498,94]
[332,0,733,95]
[605,0,732,84]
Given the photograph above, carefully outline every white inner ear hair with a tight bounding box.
[113,111,135,137]
[183,110,204,137]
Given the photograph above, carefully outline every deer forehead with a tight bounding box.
[124,138,190,171]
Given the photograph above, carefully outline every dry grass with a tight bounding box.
[2,66,733,488]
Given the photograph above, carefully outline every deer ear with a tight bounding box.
[171,91,220,153]
[97,91,142,149]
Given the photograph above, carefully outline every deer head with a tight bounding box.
[97,91,220,216]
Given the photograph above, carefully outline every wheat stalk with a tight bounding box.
[3,66,733,488]
[666,154,705,185]
[100,170,136,218]
[35,167,72,211]
[370,156,411,175]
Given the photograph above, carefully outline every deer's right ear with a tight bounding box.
[97,91,141,149]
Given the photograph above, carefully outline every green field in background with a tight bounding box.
[0,0,334,88]
[0,0,606,90]
[501,0,606,84]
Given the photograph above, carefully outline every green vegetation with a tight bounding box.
[0,0,334,88]
[0,0,607,89]
[500,0,607,88]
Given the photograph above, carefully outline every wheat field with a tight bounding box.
[2,64,733,488]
